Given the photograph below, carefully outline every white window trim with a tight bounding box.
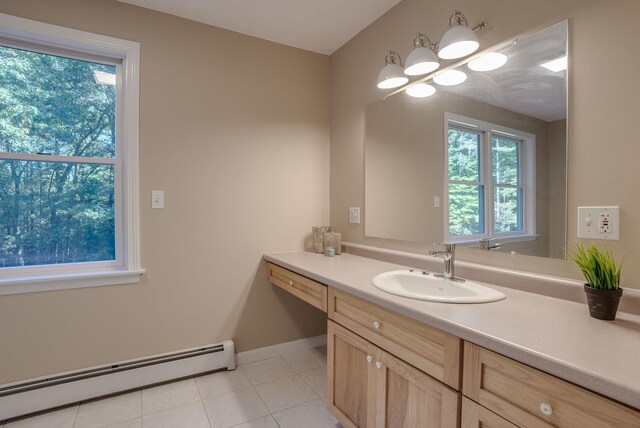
[443,112,536,244]
[0,13,143,296]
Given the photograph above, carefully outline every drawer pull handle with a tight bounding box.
[288,280,294,286]
[375,361,383,369]
[540,403,553,416]
[366,355,373,363]
[372,321,381,329]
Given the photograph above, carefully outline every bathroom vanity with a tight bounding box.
[264,251,640,427]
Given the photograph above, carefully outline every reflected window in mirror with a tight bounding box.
[445,114,536,243]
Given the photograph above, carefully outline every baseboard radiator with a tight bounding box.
[0,340,235,421]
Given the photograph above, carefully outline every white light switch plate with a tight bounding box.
[577,206,619,240]
[151,190,164,209]
[349,207,361,224]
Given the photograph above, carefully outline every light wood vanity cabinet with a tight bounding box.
[463,342,640,428]
[461,397,518,428]
[328,320,460,428]
[267,262,327,312]
[328,287,462,390]
[266,262,640,428]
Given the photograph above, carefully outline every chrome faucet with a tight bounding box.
[479,237,502,251]
[428,242,456,280]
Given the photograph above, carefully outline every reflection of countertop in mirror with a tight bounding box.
[264,250,640,409]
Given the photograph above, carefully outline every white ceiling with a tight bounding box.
[117,0,402,54]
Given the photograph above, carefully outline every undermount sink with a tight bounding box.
[372,270,506,303]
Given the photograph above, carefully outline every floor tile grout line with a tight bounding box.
[268,394,321,417]
[71,403,80,428]
[198,399,213,428]
[193,375,213,428]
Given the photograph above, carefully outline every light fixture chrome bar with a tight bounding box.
[384,50,403,66]
[413,33,437,51]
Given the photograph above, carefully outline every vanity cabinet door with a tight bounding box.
[328,320,377,428]
[375,347,460,428]
[328,320,461,428]
[461,397,518,428]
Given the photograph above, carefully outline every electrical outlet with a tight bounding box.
[577,206,619,240]
[349,207,361,224]
[151,190,164,209]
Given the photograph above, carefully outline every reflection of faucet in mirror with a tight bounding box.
[479,238,502,251]
[428,243,460,281]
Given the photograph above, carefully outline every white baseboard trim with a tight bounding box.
[236,334,327,366]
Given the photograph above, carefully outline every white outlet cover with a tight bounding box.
[577,206,619,240]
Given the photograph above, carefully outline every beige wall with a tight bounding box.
[365,90,556,257]
[0,0,329,384]
[331,0,640,287]
[548,119,567,259]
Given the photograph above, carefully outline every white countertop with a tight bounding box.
[264,251,640,410]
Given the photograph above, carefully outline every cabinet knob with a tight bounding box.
[366,355,373,363]
[372,321,380,329]
[539,403,553,416]
[288,280,294,286]
[375,361,383,369]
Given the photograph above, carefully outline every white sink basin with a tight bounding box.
[372,270,506,303]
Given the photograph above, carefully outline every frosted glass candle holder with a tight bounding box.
[312,226,333,253]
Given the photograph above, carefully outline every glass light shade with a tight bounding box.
[404,47,440,76]
[433,69,467,86]
[468,52,507,71]
[405,83,436,98]
[438,25,479,59]
[377,63,408,89]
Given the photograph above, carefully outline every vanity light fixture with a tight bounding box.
[404,33,440,76]
[377,50,409,89]
[433,69,467,86]
[468,52,507,71]
[438,11,483,60]
[405,83,436,98]
[540,55,567,72]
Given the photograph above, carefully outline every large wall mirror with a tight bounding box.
[365,20,567,259]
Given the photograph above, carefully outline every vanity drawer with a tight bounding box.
[328,287,461,389]
[267,262,327,312]
[461,397,518,428]
[463,342,640,427]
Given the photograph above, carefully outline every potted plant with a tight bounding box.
[570,243,624,320]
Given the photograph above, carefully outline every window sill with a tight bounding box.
[454,234,539,247]
[0,269,145,296]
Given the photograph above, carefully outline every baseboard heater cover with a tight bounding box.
[0,340,235,421]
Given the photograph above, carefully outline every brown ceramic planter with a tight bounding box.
[584,285,623,320]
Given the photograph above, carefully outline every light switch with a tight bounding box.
[433,196,440,208]
[577,206,619,240]
[349,207,361,224]
[151,190,164,209]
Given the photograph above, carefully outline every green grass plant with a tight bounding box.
[570,243,623,290]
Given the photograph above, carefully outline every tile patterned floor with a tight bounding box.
[2,347,340,428]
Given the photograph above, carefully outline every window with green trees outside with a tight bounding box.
[0,34,125,277]
[446,115,534,243]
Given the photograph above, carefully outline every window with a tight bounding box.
[445,113,535,243]
[0,13,141,295]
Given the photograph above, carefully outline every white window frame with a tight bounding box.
[0,13,143,295]
[443,112,536,244]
